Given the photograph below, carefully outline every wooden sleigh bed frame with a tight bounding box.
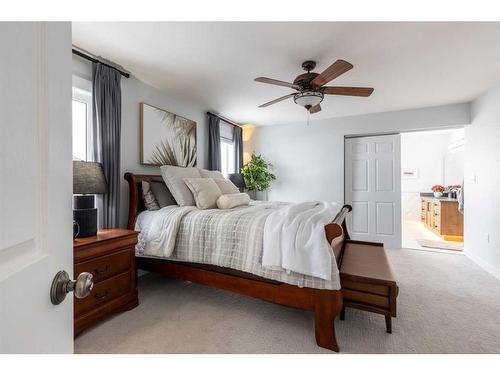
[125,172,353,352]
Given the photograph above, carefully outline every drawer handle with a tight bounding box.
[94,264,110,275]
[94,289,111,300]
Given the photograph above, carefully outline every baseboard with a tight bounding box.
[465,251,500,281]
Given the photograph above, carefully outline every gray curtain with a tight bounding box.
[233,126,244,172]
[208,113,221,171]
[92,62,122,228]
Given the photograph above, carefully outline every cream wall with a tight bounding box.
[464,87,500,280]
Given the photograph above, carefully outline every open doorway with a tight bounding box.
[401,128,465,252]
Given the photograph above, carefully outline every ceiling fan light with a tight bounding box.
[294,91,323,108]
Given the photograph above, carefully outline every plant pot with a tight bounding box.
[433,191,443,198]
[256,190,268,201]
[246,190,257,200]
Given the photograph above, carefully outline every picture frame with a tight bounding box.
[140,102,197,167]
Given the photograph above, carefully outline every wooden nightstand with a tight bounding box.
[73,229,139,336]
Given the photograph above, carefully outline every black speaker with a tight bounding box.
[73,195,97,238]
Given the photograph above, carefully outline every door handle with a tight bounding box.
[50,270,94,305]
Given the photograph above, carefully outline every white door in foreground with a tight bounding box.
[345,134,401,248]
[0,23,74,353]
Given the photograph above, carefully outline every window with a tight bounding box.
[220,140,235,178]
[220,122,235,178]
[72,87,92,161]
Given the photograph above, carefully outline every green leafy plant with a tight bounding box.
[240,153,276,191]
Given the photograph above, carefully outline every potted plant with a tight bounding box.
[240,153,276,200]
[431,184,445,198]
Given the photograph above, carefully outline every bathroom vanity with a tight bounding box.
[421,197,464,242]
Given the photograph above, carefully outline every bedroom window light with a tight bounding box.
[220,121,235,178]
[72,87,92,161]
[220,139,235,178]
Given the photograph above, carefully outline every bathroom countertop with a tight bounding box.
[420,194,458,202]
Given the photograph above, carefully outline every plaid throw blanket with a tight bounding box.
[136,202,341,290]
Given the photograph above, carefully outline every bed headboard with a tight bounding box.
[124,172,163,230]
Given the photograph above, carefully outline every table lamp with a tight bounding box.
[73,161,107,238]
[228,173,246,193]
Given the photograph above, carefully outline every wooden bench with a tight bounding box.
[325,223,399,333]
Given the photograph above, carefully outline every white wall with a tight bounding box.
[464,87,500,280]
[246,103,470,204]
[401,129,464,221]
[72,55,208,227]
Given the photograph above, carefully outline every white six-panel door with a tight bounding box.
[0,23,73,353]
[345,134,401,248]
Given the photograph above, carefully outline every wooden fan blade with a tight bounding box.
[258,93,295,108]
[309,104,322,114]
[255,77,300,90]
[323,86,374,97]
[311,60,353,87]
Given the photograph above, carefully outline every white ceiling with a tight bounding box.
[72,22,500,126]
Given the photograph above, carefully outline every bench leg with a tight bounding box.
[340,306,346,320]
[314,290,343,352]
[385,315,392,334]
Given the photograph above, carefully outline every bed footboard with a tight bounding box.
[125,172,352,352]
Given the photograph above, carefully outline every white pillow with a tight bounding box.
[216,193,251,209]
[213,178,240,194]
[198,168,225,180]
[160,165,201,206]
[184,178,223,209]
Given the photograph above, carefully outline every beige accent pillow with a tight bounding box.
[184,178,223,209]
[198,168,225,180]
[213,178,240,194]
[216,193,251,209]
[160,165,201,206]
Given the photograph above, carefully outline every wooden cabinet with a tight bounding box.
[420,198,463,241]
[73,229,139,336]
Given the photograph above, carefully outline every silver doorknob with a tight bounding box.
[50,270,94,305]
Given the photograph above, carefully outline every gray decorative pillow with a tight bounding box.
[213,178,240,194]
[160,165,201,206]
[198,168,225,180]
[142,181,160,210]
[149,181,177,208]
[184,178,222,209]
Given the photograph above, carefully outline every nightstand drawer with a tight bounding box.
[75,271,132,316]
[75,248,132,283]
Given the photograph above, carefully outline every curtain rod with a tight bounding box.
[207,112,241,128]
[72,48,130,78]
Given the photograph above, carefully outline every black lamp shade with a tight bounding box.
[73,161,107,194]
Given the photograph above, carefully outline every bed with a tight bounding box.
[125,172,352,352]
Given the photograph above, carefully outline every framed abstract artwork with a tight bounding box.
[140,102,197,166]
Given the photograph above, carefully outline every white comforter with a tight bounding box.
[262,201,341,280]
[135,201,342,290]
[142,206,197,257]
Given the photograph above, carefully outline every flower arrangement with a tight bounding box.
[431,184,445,198]
[431,185,445,192]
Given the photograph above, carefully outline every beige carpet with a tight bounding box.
[75,249,500,354]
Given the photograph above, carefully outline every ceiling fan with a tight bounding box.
[255,60,374,114]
